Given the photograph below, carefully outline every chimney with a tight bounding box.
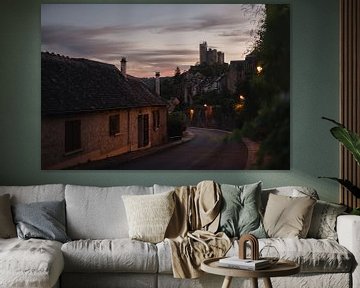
[120,57,127,78]
[155,71,160,96]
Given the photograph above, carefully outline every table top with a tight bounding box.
[201,257,300,278]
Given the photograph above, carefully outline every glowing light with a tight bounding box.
[256,66,263,74]
[239,95,245,100]
[203,104,207,107]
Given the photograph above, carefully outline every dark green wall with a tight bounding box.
[0,0,340,202]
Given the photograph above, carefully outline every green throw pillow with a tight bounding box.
[218,182,266,238]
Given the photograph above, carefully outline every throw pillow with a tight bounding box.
[0,194,17,238]
[218,182,266,238]
[12,200,70,243]
[122,191,175,243]
[263,193,316,238]
[307,200,347,240]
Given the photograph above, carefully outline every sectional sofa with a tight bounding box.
[0,183,359,288]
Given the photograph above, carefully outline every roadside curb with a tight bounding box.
[242,138,260,169]
[123,130,195,163]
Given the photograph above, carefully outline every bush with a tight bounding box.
[167,112,187,138]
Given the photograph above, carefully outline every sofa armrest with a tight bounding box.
[337,215,360,288]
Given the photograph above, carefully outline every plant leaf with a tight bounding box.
[322,117,360,165]
[318,177,360,199]
[330,126,360,165]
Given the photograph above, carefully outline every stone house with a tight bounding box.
[41,53,168,169]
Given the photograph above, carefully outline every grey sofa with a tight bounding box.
[0,184,359,288]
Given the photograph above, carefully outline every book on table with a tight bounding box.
[218,257,271,270]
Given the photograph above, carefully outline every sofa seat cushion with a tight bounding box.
[62,239,158,273]
[157,238,353,274]
[0,238,64,288]
[229,238,354,273]
[260,238,353,273]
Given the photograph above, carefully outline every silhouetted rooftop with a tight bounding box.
[41,52,166,116]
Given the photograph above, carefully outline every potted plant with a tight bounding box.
[320,117,360,215]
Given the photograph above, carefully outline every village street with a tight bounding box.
[78,127,248,170]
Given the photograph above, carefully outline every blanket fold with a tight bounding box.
[165,180,231,279]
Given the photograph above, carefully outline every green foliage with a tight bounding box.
[238,4,290,169]
[241,101,290,169]
[320,117,360,199]
[322,117,360,165]
[254,4,290,93]
[167,112,187,138]
[351,208,360,215]
[189,63,228,77]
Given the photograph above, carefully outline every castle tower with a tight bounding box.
[199,41,208,64]
[217,52,224,64]
[207,48,218,65]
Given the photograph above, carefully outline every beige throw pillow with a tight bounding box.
[0,194,17,238]
[263,193,316,238]
[122,191,175,243]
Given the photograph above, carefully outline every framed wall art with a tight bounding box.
[41,4,290,170]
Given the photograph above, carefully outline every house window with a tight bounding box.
[152,110,160,130]
[109,114,120,136]
[138,114,149,148]
[65,120,81,153]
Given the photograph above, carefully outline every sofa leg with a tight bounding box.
[263,277,273,288]
[221,276,232,288]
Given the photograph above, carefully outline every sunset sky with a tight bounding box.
[41,4,264,77]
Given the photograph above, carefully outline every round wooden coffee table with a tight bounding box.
[201,257,300,288]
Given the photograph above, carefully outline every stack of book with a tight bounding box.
[218,257,271,270]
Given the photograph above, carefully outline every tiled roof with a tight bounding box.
[41,52,166,116]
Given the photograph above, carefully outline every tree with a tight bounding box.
[174,66,181,77]
[240,4,290,169]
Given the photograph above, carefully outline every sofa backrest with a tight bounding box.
[65,184,153,239]
[0,184,65,204]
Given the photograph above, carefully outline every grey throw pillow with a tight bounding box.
[12,200,70,243]
[0,194,17,238]
[218,182,266,238]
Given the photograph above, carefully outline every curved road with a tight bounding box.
[112,127,248,170]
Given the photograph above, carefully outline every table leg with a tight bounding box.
[251,278,258,288]
[263,277,273,288]
[221,276,233,288]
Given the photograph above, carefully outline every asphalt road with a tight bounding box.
[109,127,248,170]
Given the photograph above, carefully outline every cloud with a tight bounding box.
[42,24,199,76]
[156,14,249,34]
[218,29,247,37]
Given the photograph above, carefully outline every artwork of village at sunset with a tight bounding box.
[41,4,290,170]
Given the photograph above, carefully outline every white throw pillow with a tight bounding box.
[122,191,175,243]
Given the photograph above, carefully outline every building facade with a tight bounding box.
[41,53,168,169]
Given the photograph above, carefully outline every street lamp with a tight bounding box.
[235,95,245,112]
[256,65,263,74]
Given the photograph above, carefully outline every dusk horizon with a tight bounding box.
[41,4,264,77]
